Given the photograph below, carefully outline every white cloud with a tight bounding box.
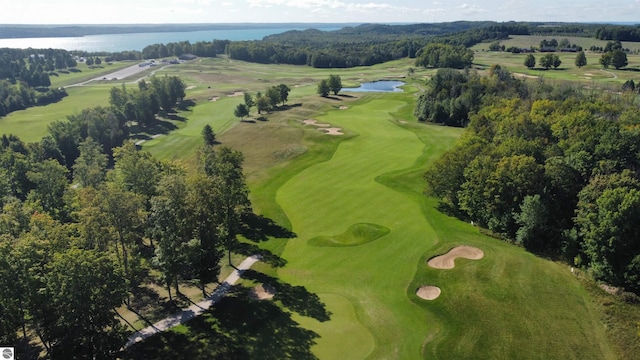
[248,0,416,13]
[458,3,486,15]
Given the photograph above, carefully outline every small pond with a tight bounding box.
[341,80,405,93]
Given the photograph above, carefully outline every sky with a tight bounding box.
[1,0,639,25]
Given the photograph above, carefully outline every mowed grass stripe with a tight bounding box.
[276,96,453,358]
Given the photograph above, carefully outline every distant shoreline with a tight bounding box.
[0,23,360,39]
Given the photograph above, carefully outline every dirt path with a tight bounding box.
[124,255,261,348]
[600,69,618,79]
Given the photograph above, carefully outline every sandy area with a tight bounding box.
[427,246,484,269]
[229,91,244,97]
[339,106,349,110]
[210,96,220,102]
[303,119,330,127]
[513,73,539,80]
[416,286,441,300]
[319,127,344,135]
[249,284,276,300]
[185,85,196,90]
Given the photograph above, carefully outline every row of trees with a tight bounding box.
[523,53,563,70]
[109,75,186,128]
[414,43,474,69]
[422,68,640,294]
[0,133,251,357]
[317,75,342,97]
[235,84,292,119]
[141,40,230,59]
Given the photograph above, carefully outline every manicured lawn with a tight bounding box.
[248,90,614,358]
[0,86,112,142]
[0,54,631,359]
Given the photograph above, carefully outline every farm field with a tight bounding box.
[2,54,636,359]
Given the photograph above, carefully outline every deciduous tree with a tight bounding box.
[524,54,536,69]
[327,75,342,95]
[317,79,330,97]
[575,51,587,68]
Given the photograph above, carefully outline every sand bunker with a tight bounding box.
[416,286,441,300]
[185,85,196,90]
[339,106,349,110]
[319,127,344,135]
[513,73,539,80]
[229,91,244,97]
[427,246,484,269]
[209,96,220,102]
[249,284,276,300]
[303,119,330,127]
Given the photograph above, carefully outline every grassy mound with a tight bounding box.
[307,223,390,247]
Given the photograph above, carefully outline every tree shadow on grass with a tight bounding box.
[177,99,196,111]
[121,293,319,360]
[243,270,331,322]
[234,242,287,268]
[240,213,296,242]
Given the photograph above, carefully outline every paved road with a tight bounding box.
[124,255,261,348]
[67,63,172,87]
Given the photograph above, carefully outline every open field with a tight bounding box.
[2,55,639,359]
[472,35,640,53]
[473,49,640,85]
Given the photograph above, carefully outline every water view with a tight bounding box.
[341,80,405,92]
[0,26,340,52]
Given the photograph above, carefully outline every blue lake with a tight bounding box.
[342,80,405,93]
[0,26,340,52]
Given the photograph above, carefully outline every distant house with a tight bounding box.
[179,54,197,61]
[540,47,557,52]
[560,48,578,52]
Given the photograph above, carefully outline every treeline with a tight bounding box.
[226,22,510,68]
[423,68,640,294]
[109,75,186,128]
[141,40,229,59]
[0,134,250,358]
[594,25,640,41]
[0,48,73,116]
[414,43,474,70]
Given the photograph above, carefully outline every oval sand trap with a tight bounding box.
[427,246,484,269]
[416,286,441,300]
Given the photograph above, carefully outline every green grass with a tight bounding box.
[472,35,640,53]
[252,93,614,359]
[307,223,391,247]
[0,86,112,142]
[471,35,640,86]
[2,54,637,358]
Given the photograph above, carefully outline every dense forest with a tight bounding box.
[421,67,640,294]
[0,72,245,358]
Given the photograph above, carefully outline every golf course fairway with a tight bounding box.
[271,93,614,359]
